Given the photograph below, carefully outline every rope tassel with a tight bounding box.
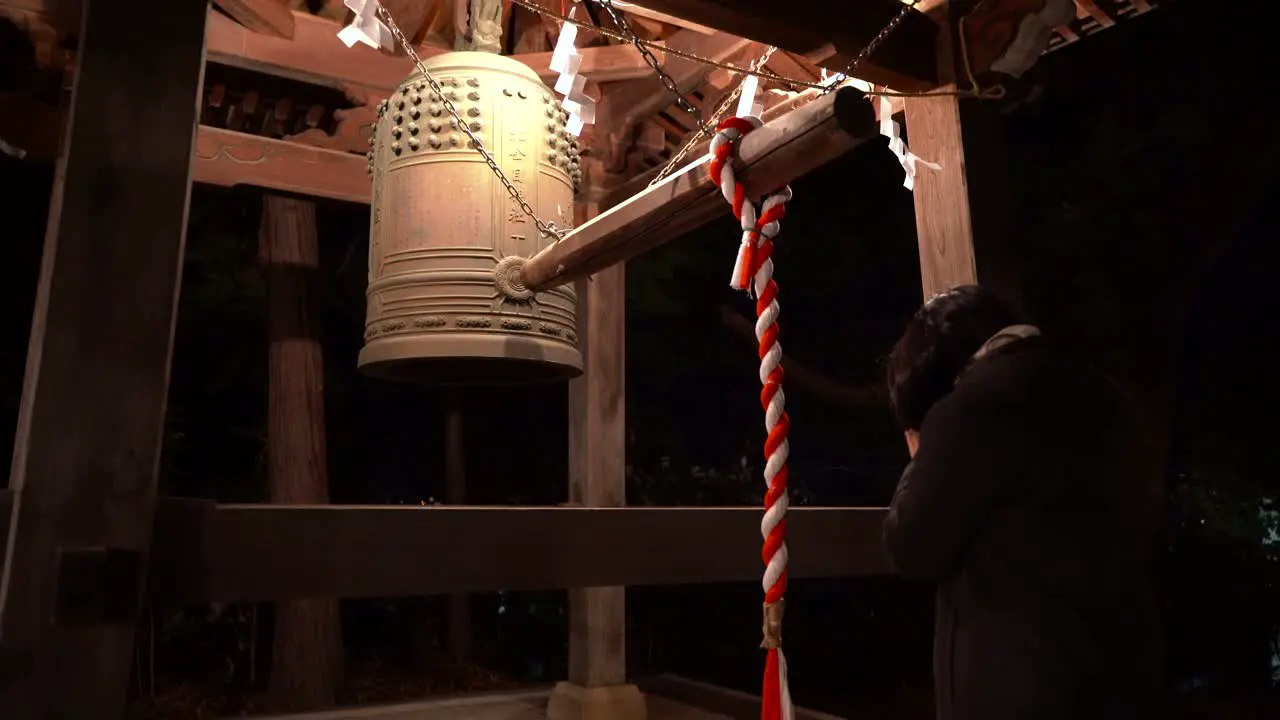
[710,116,795,720]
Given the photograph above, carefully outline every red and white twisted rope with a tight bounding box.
[709,116,794,720]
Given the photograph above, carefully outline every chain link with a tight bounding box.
[592,0,710,136]
[374,0,944,236]
[820,0,920,96]
[511,0,814,90]
[376,4,567,240]
[649,46,777,186]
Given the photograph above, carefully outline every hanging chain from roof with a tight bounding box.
[591,0,711,137]
[643,0,920,185]
[375,3,568,240]
[512,0,967,98]
[649,46,778,186]
[820,0,920,96]
[510,0,817,90]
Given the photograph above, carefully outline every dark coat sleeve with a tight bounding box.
[883,373,1027,582]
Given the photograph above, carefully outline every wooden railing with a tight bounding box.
[0,490,889,605]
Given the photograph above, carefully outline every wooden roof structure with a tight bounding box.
[0,0,1159,206]
[0,1,1163,718]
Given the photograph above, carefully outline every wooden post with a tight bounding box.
[443,391,472,666]
[260,194,344,711]
[0,1,209,716]
[547,200,646,720]
[903,3,1021,306]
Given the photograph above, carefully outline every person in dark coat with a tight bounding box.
[882,285,1164,720]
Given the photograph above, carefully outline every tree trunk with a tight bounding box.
[444,391,473,666]
[261,194,344,711]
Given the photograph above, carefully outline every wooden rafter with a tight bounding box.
[597,0,939,90]
[1075,0,1116,27]
[594,30,756,168]
[377,0,437,50]
[764,51,821,92]
[212,0,295,39]
[205,6,662,94]
[618,1,717,34]
[1048,0,1160,54]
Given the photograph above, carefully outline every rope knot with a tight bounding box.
[761,600,785,650]
[709,118,794,295]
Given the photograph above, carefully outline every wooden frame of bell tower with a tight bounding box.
[0,0,1153,716]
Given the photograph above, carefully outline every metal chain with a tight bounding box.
[512,0,810,90]
[591,0,710,136]
[512,0,976,100]
[376,3,566,240]
[820,0,919,96]
[650,46,777,186]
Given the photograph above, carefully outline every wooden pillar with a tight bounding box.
[443,391,472,666]
[260,194,344,711]
[547,199,646,720]
[0,1,209,716]
[903,3,1021,308]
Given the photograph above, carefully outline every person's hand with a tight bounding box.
[905,429,920,459]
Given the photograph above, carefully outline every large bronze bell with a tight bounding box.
[361,52,583,385]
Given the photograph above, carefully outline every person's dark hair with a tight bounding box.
[886,285,1021,430]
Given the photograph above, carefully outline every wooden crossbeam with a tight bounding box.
[621,2,718,34]
[212,0,295,39]
[193,126,370,204]
[1075,0,1116,27]
[205,6,661,92]
[594,30,756,168]
[142,499,889,602]
[0,491,888,604]
[521,86,879,291]
[603,85,904,208]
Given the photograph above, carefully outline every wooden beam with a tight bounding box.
[764,49,821,87]
[619,2,717,34]
[521,86,878,291]
[602,84,890,207]
[205,6,445,89]
[205,6,660,93]
[0,0,208,716]
[601,0,938,91]
[518,42,667,82]
[596,29,754,168]
[378,0,436,50]
[145,502,891,602]
[193,125,369,204]
[1075,0,1115,27]
[0,493,889,607]
[212,0,295,39]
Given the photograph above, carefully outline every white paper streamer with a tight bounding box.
[337,0,393,51]
[878,94,941,191]
[735,74,763,120]
[550,2,595,137]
